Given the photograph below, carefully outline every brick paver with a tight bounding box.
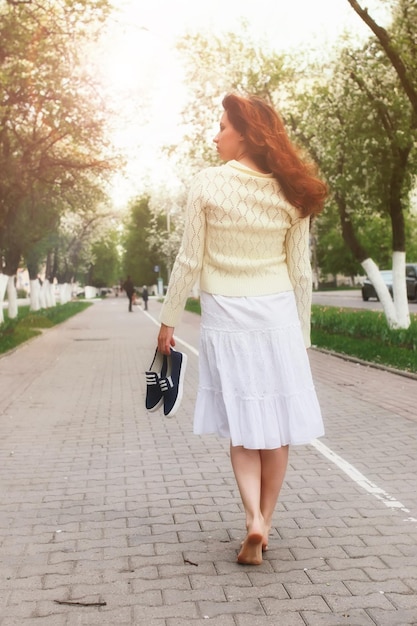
[0,296,416,625]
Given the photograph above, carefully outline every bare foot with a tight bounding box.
[263,526,270,552]
[237,531,263,565]
[241,538,268,552]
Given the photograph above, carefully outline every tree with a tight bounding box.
[0,0,115,318]
[338,0,417,326]
[288,37,417,327]
[121,196,161,289]
[88,229,121,288]
[347,0,417,116]
[147,186,186,283]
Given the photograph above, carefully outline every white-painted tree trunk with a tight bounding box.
[39,282,46,309]
[85,286,97,299]
[61,283,72,304]
[43,279,55,308]
[0,273,8,324]
[50,282,57,307]
[6,275,18,319]
[392,251,410,328]
[58,283,69,304]
[361,253,410,329]
[30,279,41,312]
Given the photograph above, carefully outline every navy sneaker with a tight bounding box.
[145,349,167,412]
[159,348,187,417]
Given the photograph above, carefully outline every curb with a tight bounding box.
[312,346,417,381]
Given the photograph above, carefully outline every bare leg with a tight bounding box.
[260,446,289,549]
[230,445,264,564]
[230,444,289,560]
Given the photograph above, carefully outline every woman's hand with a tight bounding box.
[158,323,175,354]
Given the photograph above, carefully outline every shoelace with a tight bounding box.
[158,376,174,392]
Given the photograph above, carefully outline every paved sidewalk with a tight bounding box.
[0,297,416,626]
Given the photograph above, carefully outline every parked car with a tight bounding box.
[361,263,417,301]
[406,263,417,300]
[362,270,393,301]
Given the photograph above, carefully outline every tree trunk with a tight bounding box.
[30,279,41,312]
[3,250,21,321]
[39,281,46,309]
[361,254,410,329]
[336,192,368,262]
[0,274,8,325]
[6,276,18,319]
[41,279,54,308]
[392,251,410,328]
[361,258,398,326]
[389,149,409,252]
[329,162,407,327]
[387,154,410,328]
[59,283,71,304]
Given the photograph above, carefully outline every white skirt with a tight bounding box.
[193,291,324,450]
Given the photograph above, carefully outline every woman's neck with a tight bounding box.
[235,156,270,174]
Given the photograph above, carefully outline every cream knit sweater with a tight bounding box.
[160,160,313,347]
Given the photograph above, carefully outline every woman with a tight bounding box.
[157,93,327,565]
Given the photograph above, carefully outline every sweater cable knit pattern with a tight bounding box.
[160,160,313,347]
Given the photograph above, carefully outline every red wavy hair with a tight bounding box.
[222,93,327,217]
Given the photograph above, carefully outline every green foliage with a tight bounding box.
[289,4,417,274]
[46,203,116,284]
[0,0,115,276]
[0,320,40,354]
[89,229,121,288]
[184,298,201,315]
[311,328,417,373]
[289,42,416,273]
[121,196,161,287]
[311,305,417,349]
[146,194,185,283]
[0,301,92,355]
[311,305,417,372]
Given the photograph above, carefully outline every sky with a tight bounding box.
[97,0,391,207]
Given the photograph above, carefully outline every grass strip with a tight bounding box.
[311,305,417,350]
[0,301,92,355]
[311,329,417,373]
[311,305,417,373]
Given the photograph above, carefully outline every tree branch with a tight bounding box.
[346,0,417,115]
[348,70,394,140]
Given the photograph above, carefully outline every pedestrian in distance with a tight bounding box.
[157,92,328,565]
[123,275,135,312]
[142,285,149,310]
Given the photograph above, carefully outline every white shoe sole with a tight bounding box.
[165,352,188,417]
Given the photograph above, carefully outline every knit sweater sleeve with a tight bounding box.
[159,174,206,327]
[285,215,313,348]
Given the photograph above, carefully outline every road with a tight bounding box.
[312,289,417,312]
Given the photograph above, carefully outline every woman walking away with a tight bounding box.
[157,93,328,565]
